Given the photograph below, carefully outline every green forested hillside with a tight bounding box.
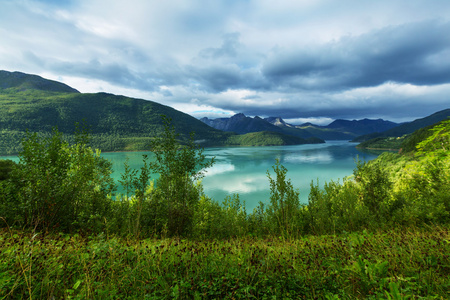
[225,131,324,146]
[353,108,450,143]
[357,117,450,152]
[0,89,235,154]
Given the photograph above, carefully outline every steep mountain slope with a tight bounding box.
[0,71,234,154]
[202,114,399,140]
[357,117,450,152]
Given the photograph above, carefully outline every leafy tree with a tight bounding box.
[266,159,301,236]
[148,116,215,236]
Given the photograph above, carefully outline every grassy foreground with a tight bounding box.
[1,225,449,299]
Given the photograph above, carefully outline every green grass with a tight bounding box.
[1,225,449,299]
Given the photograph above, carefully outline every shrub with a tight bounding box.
[1,127,115,232]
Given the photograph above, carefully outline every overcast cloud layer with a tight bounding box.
[1,0,450,124]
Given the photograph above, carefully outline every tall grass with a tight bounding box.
[1,225,449,299]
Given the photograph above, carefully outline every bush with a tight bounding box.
[1,127,115,232]
[307,178,367,235]
[354,159,392,225]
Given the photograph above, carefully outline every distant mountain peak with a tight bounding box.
[0,70,79,93]
[231,113,246,119]
[265,116,282,122]
[265,117,297,128]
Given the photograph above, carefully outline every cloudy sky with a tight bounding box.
[1,0,450,124]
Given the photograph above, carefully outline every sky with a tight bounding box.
[1,0,450,125]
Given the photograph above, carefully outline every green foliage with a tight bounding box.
[1,108,450,299]
[192,194,248,239]
[0,159,16,181]
[148,116,215,237]
[1,226,449,299]
[307,178,367,235]
[415,119,450,156]
[266,159,302,236]
[2,114,450,239]
[111,116,216,238]
[305,120,450,234]
[355,159,392,222]
[0,127,115,232]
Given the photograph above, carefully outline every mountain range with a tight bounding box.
[201,114,399,140]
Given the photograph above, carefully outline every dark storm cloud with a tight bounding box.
[262,20,450,91]
[187,64,268,93]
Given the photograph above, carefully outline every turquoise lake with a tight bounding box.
[103,141,379,211]
[3,141,379,211]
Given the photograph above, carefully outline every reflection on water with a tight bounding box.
[283,151,333,164]
[200,141,379,210]
[1,141,379,212]
[204,163,235,176]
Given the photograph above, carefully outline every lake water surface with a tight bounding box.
[3,141,379,211]
[102,141,379,211]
